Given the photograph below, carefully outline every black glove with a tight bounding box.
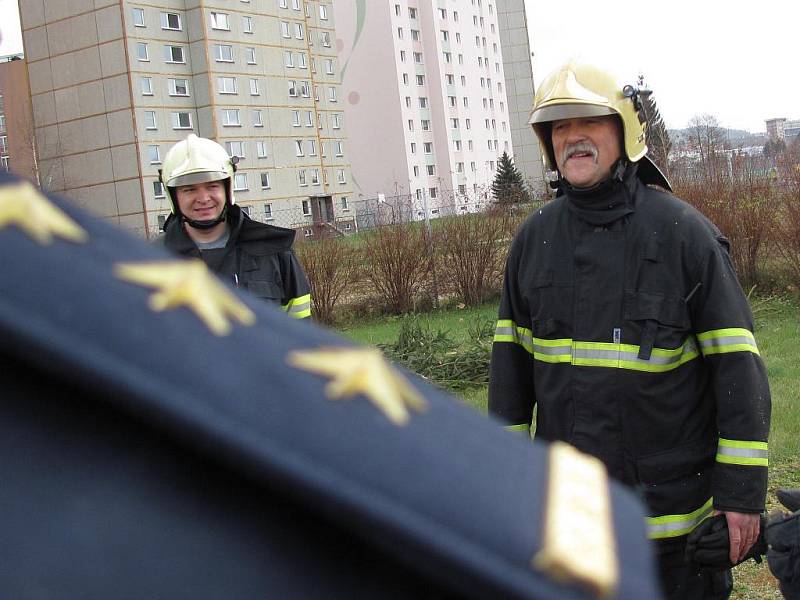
[684,513,767,570]
[766,489,800,600]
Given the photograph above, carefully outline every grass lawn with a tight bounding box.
[337,296,800,598]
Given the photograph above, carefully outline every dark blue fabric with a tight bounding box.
[0,172,662,599]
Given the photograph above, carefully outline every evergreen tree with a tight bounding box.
[491,152,529,204]
[637,75,672,176]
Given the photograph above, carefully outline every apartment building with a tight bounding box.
[495,0,545,193]
[0,53,38,182]
[20,0,354,238]
[334,0,514,213]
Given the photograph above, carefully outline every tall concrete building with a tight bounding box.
[334,0,514,212]
[495,0,545,194]
[0,53,38,182]
[19,0,353,238]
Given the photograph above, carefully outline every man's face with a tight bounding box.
[551,115,623,188]
[174,180,226,223]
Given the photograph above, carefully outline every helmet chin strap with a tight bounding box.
[181,202,229,230]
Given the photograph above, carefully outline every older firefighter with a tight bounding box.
[488,60,770,600]
[158,134,311,318]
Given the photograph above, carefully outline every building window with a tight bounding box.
[319,4,327,19]
[245,47,256,64]
[429,188,437,199]
[294,22,304,39]
[210,12,229,29]
[426,165,435,176]
[291,110,301,127]
[441,30,449,41]
[328,87,337,102]
[215,44,233,62]
[307,139,317,156]
[260,172,271,189]
[225,141,245,158]
[264,203,273,220]
[331,113,341,129]
[291,0,300,9]
[408,7,417,18]
[410,142,416,154]
[423,142,432,154]
[153,181,165,198]
[168,78,189,96]
[284,50,294,67]
[418,97,427,108]
[140,76,153,95]
[298,170,307,186]
[416,74,425,86]
[233,173,248,190]
[414,52,423,63]
[144,111,157,129]
[311,169,319,185]
[256,141,268,158]
[298,52,307,68]
[132,7,145,27]
[242,15,253,33]
[324,58,334,75]
[303,228,313,238]
[295,140,304,156]
[171,112,192,129]
[253,110,263,127]
[402,73,409,85]
[399,50,406,62]
[321,31,331,46]
[281,21,290,37]
[222,109,240,126]
[301,199,311,215]
[306,111,314,127]
[288,80,297,97]
[337,169,346,184]
[218,76,237,94]
[340,196,348,211]
[334,141,343,156]
[300,81,310,97]
[240,205,251,217]
[249,79,260,95]
[148,145,160,164]
[410,29,420,41]
[279,0,288,7]
[160,12,181,30]
[164,45,185,63]
[421,119,430,130]
[136,42,149,61]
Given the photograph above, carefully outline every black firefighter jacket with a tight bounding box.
[489,164,771,545]
[160,205,311,319]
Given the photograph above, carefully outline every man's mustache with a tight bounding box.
[561,142,598,163]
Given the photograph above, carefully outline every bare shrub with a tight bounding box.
[434,210,510,306]
[774,153,800,289]
[295,237,361,325]
[361,223,432,314]
[672,161,776,288]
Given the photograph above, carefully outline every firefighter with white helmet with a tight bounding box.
[489,60,770,600]
[158,135,311,319]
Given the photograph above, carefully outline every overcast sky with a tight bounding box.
[524,0,799,133]
[1,0,797,133]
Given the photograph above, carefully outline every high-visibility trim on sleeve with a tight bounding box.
[716,438,768,466]
[505,423,531,435]
[646,497,713,539]
[696,328,759,356]
[494,319,533,354]
[282,293,312,319]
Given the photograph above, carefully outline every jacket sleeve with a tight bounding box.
[689,233,771,513]
[488,232,536,435]
[279,250,312,319]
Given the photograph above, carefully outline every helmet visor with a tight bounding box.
[530,103,615,125]
[167,171,229,188]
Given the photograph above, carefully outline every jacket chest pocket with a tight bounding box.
[624,290,690,359]
[529,275,573,338]
[246,280,282,302]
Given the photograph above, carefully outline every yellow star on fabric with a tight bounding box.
[114,260,256,336]
[0,181,87,244]
[288,347,428,426]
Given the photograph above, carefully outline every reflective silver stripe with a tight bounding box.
[646,499,714,539]
[286,299,311,315]
[532,342,571,356]
[699,335,756,351]
[718,446,768,459]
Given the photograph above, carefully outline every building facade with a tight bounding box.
[334,0,515,214]
[495,0,545,194]
[0,53,38,182]
[20,0,353,238]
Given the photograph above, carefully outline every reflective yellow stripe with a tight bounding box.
[697,328,759,356]
[716,438,768,466]
[505,423,531,434]
[282,293,312,319]
[493,320,699,373]
[646,498,713,539]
